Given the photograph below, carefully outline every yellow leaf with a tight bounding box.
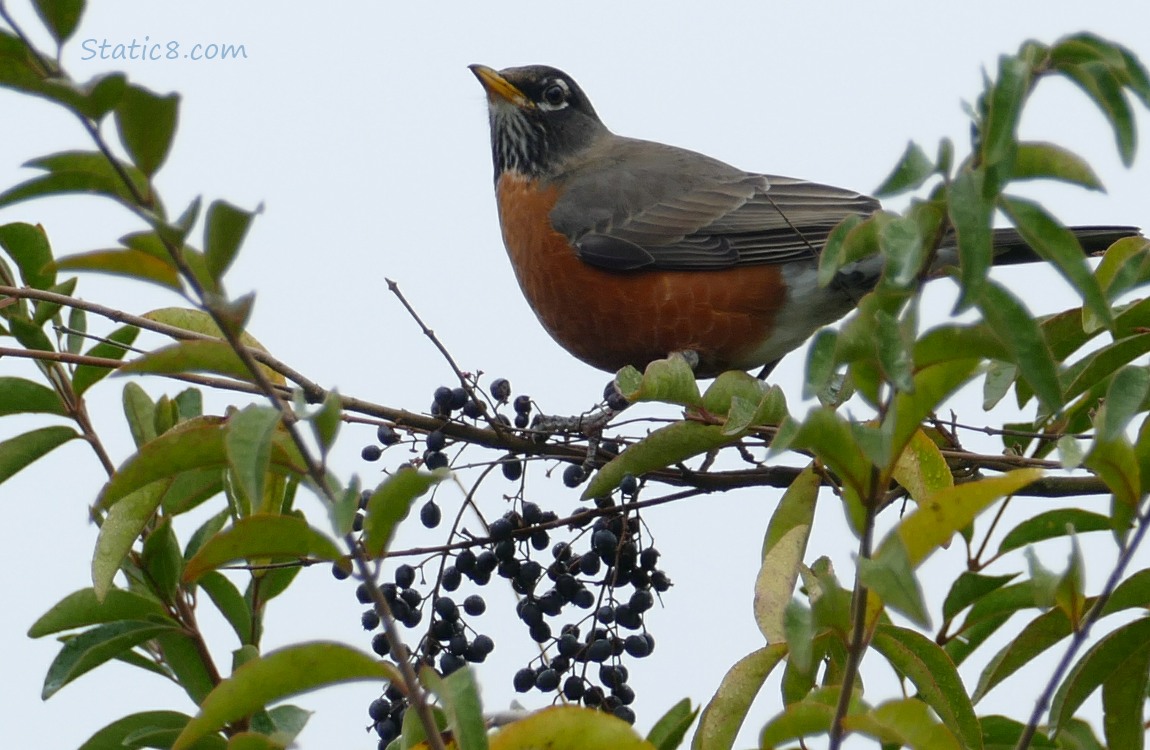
[490,706,655,750]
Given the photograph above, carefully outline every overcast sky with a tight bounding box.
[2,2,1149,749]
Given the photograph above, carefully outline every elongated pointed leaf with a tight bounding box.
[425,667,488,750]
[226,405,281,514]
[491,706,653,750]
[172,642,398,750]
[92,481,166,600]
[0,150,152,210]
[115,85,179,177]
[32,0,85,43]
[983,55,1031,170]
[1101,631,1150,750]
[204,200,256,282]
[43,621,177,698]
[364,468,448,557]
[55,248,181,289]
[0,221,56,289]
[997,509,1110,555]
[693,645,787,750]
[842,698,962,750]
[583,421,735,501]
[647,699,697,750]
[0,376,65,416]
[1049,617,1150,732]
[755,467,818,643]
[948,169,993,311]
[1011,141,1104,189]
[1061,61,1137,166]
[28,588,170,637]
[977,281,1062,413]
[183,515,342,583]
[874,141,934,197]
[0,425,78,485]
[999,196,1113,331]
[942,572,1018,622]
[73,324,140,396]
[120,340,256,382]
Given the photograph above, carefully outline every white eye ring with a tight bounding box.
[539,80,569,110]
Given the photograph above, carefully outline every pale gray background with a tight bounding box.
[2,2,1149,748]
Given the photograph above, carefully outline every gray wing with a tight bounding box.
[548,136,880,271]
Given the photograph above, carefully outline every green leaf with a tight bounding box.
[983,55,1031,170]
[42,621,177,698]
[139,307,284,385]
[973,607,1072,704]
[616,352,702,408]
[75,711,216,750]
[309,388,342,455]
[1011,141,1104,190]
[892,429,954,508]
[198,572,252,645]
[0,221,55,289]
[0,424,78,485]
[803,329,839,401]
[754,466,818,643]
[998,196,1113,332]
[55,248,182,289]
[980,715,1059,750]
[941,572,1018,622]
[28,588,170,637]
[817,214,865,287]
[171,642,397,750]
[364,467,449,557]
[997,509,1111,556]
[1101,626,1150,750]
[251,704,312,747]
[92,482,166,600]
[1097,365,1150,442]
[583,421,735,501]
[141,516,184,602]
[977,281,1062,413]
[73,324,140,396]
[861,541,930,628]
[226,405,281,514]
[0,376,66,416]
[427,667,488,750]
[119,340,257,382]
[1060,61,1137,166]
[0,150,153,211]
[758,686,843,748]
[874,141,935,198]
[182,515,343,583]
[647,698,697,750]
[842,698,962,750]
[948,169,993,311]
[32,0,85,43]
[115,85,179,177]
[1049,617,1150,733]
[871,624,981,750]
[885,469,1044,569]
[693,645,787,750]
[204,200,256,282]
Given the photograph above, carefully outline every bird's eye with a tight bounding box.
[541,83,566,106]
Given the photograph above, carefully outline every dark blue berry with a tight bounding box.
[424,450,448,470]
[371,632,390,657]
[624,634,651,657]
[420,500,442,528]
[614,705,636,724]
[449,388,469,410]
[464,595,486,616]
[355,583,372,604]
[563,675,585,700]
[395,564,416,589]
[562,464,586,488]
[572,589,596,609]
[579,553,601,576]
[651,570,672,592]
[369,698,390,721]
[514,412,530,429]
[530,529,550,550]
[501,455,523,481]
[361,444,383,462]
[535,668,560,691]
[361,609,380,630]
[513,668,535,692]
[443,567,462,591]
[489,517,514,540]
[490,378,512,403]
[640,547,660,570]
[592,529,619,558]
[375,718,400,743]
[433,386,454,408]
[425,430,447,452]
[400,588,422,608]
[619,473,638,495]
[331,561,350,580]
[596,605,615,624]
[462,400,484,419]
[630,589,654,613]
[475,550,498,574]
[513,395,532,414]
[439,653,465,675]
[586,638,612,662]
[455,550,477,574]
[434,597,458,621]
[529,622,552,643]
[377,424,400,445]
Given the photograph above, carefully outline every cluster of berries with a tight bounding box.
[348,377,669,746]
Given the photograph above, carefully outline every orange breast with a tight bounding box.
[496,173,789,377]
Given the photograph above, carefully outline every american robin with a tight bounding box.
[470,63,1137,378]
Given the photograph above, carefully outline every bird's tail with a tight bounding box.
[988,225,1143,265]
